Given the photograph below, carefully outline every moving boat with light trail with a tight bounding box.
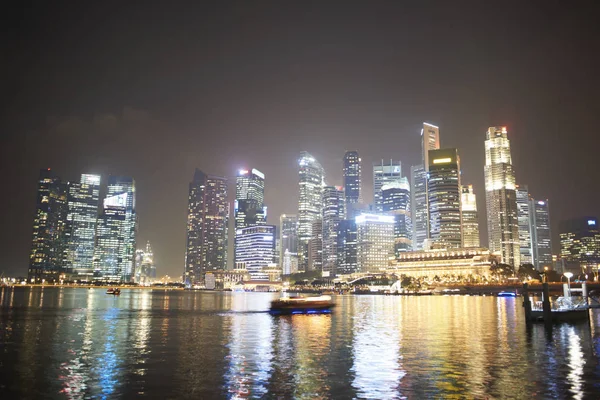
[269,295,334,315]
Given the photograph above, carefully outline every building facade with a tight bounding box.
[410,164,428,251]
[279,214,298,272]
[460,185,480,248]
[234,168,266,262]
[235,225,276,281]
[135,241,156,284]
[337,219,358,275]
[356,214,395,272]
[322,186,345,277]
[516,185,533,264]
[484,127,520,267]
[530,198,552,269]
[93,192,128,282]
[381,179,412,256]
[559,217,600,275]
[184,169,229,285]
[298,152,325,271]
[343,151,361,206]
[308,219,323,272]
[428,148,462,249]
[373,159,402,213]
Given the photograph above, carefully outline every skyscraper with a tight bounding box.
[484,126,520,267]
[560,217,600,273]
[235,168,266,262]
[93,176,137,282]
[184,169,229,285]
[412,122,441,250]
[28,169,69,282]
[381,179,412,256]
[516,185,533,264]
[235,225,275,280]
[279,214,298,271]
[298,151,325,271]
[337,219,358,275]
[373,159,402,213]
[530,198,552,269]
[343,151,361,206]
[64,174,101,280]
[308,219,323,272]
[428,148,462,248]
[135,241,156,284]
[460,185,480,248]
[356,214,395,272]
[322,186,345,277]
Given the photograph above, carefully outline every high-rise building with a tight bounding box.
[428,148,462,248]
[322,186,345,277]
[298,151,325,271]
[279,214,298,270]
[64,174,101,280]
[381,179,412,256]
[234,168,266,262]
[410,164,428,250]
[373,160,402,213]
[460,185,480,248]
[235,225,275,280]
[484,126,520,267]
[282,249,299,275]
[337,219,358,275]
[135,241,156,284]
[421,122,440,169]
[516,185,533,264]
[184,169,229,285]
[530,198,552,269]
[356,214,395,272]
[92,176,137,282]
[343,151,361,206]
[28,169,69,282]
[308,219,323,272]
[560,217,600,273]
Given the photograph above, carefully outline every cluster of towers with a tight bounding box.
[182,123,554,285]
[28,169,153,283]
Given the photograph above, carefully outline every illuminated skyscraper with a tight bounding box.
[516,185,533,264]
[298,151,325,271]
[235,225,275,280]
[412,122,441,250]
[234,168,266,262]
[28,169,69,282]
[64,174,101,280]
[373,159,402,213]
[337,219,358,275]
[322,186,345,277]
[460,185,480,248]
[356,214,395,272]
[279,214,298,271]
[308,219,323,272]
[135,241,156,284]
[343,151,361,206]
[428,148,462,248]
[381,179,412,256]
[184,169,228,285]
[530,198,552,269]
[93,176,137,282]
[484,126,520,267]
[560,217,600,273]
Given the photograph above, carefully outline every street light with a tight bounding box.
[564,272,573,296]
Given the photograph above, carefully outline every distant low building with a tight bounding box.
[204,269,250,290]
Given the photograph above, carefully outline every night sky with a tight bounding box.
[2,1,599,278]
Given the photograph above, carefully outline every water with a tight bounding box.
[1,287,600,399]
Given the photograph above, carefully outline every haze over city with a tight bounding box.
[2,1,599,278]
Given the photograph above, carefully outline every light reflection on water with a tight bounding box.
[1,287,600,399]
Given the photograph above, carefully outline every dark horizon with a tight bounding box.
[2,1,599,277]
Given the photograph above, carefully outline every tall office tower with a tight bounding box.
[184,169,229,285]
[64,174,101,280]
[235,225,275,280]
[381,179,412,256]
[560,217,600,273]
[298,151,325,271]
[356,214,395,272]
[421,122,441,168]
[106,176,137,282]
[530,198,552,269]
[410,165,428,250]
[135,241,156,284]
[282,249,299,275]
[28,169,69,282]
[279,214,298,269]
[484,126,520,267]
[308,219,323,272]
[343,151,361,206]
[322,186,346,277]
[373,160,402,213]
[93,192,128,282]
[515,185,533,264]
[427,149,462,249]
[337,219,358,275]
[234,169,266,262]
[460,185,480,248]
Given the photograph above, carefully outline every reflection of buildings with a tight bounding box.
[298,152,325,272]
[559,217,600,275]
[184,169,228,285]
[28,169,69,282]
[356,214,395,272]
[461,185,480,248]
[135,241,156,284]
[388,248,498,278]
[235,225,276,280]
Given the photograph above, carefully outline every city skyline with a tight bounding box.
[2,2,599,278]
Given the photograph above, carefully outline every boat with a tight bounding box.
[497,291,517,297]
[106,288,121,295]
[269,295,334,315]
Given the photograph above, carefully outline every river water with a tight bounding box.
[1,287,599,399]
